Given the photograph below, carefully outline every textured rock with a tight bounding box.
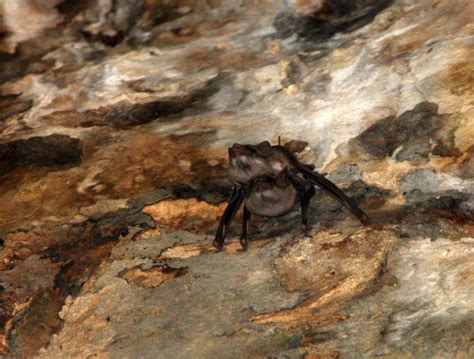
[37,231,302,359]
[0,134,82,176]
[0,0,473,357]
[0,0,63,53]
[302,238,474,358]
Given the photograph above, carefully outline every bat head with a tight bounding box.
[228,141,274,184]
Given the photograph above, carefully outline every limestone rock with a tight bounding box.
[0,0,473,357]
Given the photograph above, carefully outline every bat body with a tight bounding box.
[231,167,298,251]
[214,141,368,251]
[244,169,297,218]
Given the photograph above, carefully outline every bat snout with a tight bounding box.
[231,143,249,157]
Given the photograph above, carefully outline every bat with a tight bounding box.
[213,140,368,251]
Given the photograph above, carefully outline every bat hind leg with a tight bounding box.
[300,185,316,236]
[213,186,244,251]
[290,174,316,237]
[240,206,251,251]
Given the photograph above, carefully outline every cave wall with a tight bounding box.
[0,0,473,357]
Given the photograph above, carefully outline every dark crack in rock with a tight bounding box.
[38,108,109,129]
[371,168,474,238]
[354,102,461,161]
[106,76,220,127]
[274,0,393,40]
[0,134,82,176]
[104,97,194,127]
[405,190,474,224]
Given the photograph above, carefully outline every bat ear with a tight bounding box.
[276,166,289,188]
[256,141,271,155]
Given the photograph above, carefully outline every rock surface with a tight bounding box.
[0,0,473,357]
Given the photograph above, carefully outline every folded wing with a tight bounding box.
[298,165,369,224]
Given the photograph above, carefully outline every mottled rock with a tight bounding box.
[0,94,32,122]
[0,134,82,176]
[37,231,303,359]
[459,145,474,179]
[327,163,362,185]
[303,239,474,358]
[400,168,474,197]
[119,264,187,288]
[0,256,61,356]
[1,0,63,52]
[208,82,244,111]
[284,139,309,153]
[143,198,226,233]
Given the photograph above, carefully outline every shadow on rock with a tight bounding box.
[0,134,82,177]
[274,0,393,41]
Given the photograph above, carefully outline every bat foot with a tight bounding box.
[212,239,224,252]
[240,237,248,251]
[360,213,370,225]
[300,224,311,237]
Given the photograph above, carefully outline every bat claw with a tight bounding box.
[240,238,248,251]
[360,213,370,225]
[300,224,311,237]
[212,239,224,251]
